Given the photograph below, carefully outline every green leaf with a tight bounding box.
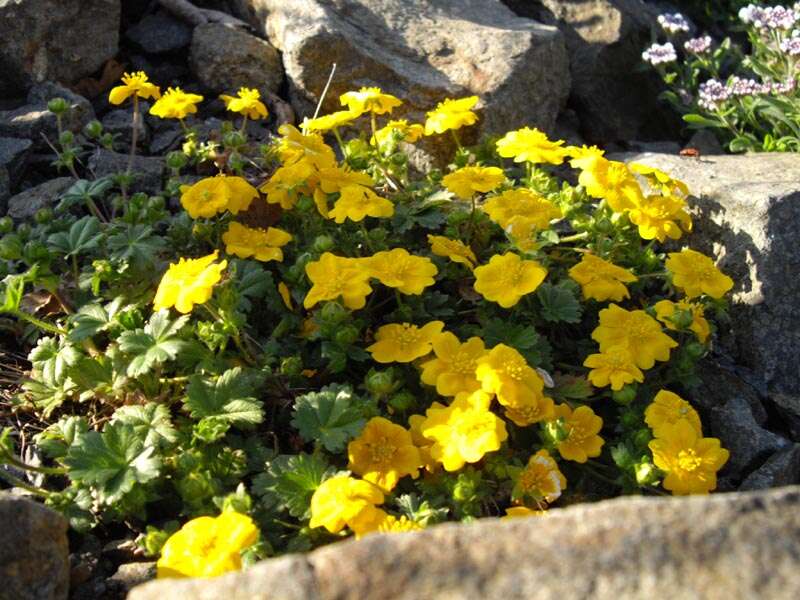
[290,384,365,452]
[482,319,540,350]
[117,310,189,377]
[107,224,166,267]
[34,416,89,459]
[28,337,82,385]
[67,298,124,342]
[112,403,177,449]
[56,178,114,212]
[536,282,582,324]
[184,367,264,428]
[252,453,333,518]
[63,422,161,504]
[0,274,25,314]
[47,216,103,258]
[682,113,724,129]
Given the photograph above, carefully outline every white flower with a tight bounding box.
[684,36,713,54]
[698,79,731,111]
[642,42,677,66]
[658,12,691,34]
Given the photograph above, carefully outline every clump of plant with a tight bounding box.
[1,71,734,579]
[642,4,800,152]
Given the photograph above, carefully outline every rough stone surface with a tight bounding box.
[7,177,72,220]
[740,446,800,491]
[130,486,800,600]
[88,149,165,194]
[0,136,33,176]
[618,152,800,423]
[232,0,569,140]
[107,562,156,598]
[102,108,151,153]
[125,12,192,54]
[706,395,789,480]
[0,166,9,209]
[0,493,70,600]
[0,0,120,96]
[190,23,284,95]
[0,83,95,146]
[501,0,680,142]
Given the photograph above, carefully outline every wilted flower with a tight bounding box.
[427,235,477,269]
[511,449,566,504]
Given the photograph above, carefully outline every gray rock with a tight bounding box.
[7,177,72,220]
[231,0,569,143]
[107,562,156,597]
[685,129,724,156]
[102,108,151,153]
[0,166,9,210]
[88,149,164,194]
[0,493,69,600]
[126,12,192,54]
[706,395,789,480]
[617,152,800,425]
[0,83,94,147]
[740,446,800,491]
[501,0,681,143]
[130,486,800,600]
[190,23,284,95]
[0,0,120,96]
[149,127,183,155]
[0,137,32,179]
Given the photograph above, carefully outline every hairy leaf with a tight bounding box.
[290,384,365,452]
[184,367,263,428]
[252,453,333,518]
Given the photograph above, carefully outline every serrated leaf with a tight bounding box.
[0,274,25,314]
[107,224,166,267]
[537,282,582,324]
[67,297,125,342]
[118,310,189,377]
[252,453,333,518]
[552,373,594,400]
[113,403,177,449]
[34,416,89,459]
[47,216,103,258]
[290,384,365,452]
[232,260,274,313]
[57,177,114,212]
[63,422,161,504]
[184,367,263,428]
[28,337,82,385]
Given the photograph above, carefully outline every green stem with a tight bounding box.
[14,311,67,335]
[2,453,66,476]
[450,129,463,150]
[358,221,375,253]
[204,304,257,366]
[127,96,140,176]
[559,231,590,244]
[0,469,51,497]
[71,255,80,288]
[332,127,348,158]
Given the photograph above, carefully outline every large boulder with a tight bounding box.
[502,0,681,143]
[619,152,800,433]
[7,177,72,220]
[129,486,800,600]
[231,0,569,139]
[0,0,120,97]
[0,493,70,600]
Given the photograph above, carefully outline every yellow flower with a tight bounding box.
[591,304,678,370]
[408,406,444,473]
[277,124,336,169]
[427,235,476,269]
[156,511,259,579]
[551,404,605,463]
[483,189,562,231]
[220,87,268,120]
[180,175,258,219]
[473,253,547,308]
[475,344,544,408]
[278,281,293,310]
[649,419,729,495]
[302,110,359,132]
[420,390,508,471]
[108,71,161,105]
[424,96,479,135]
[627,194,692,242]
[496,127,568,165]
[303,253,373,310]
[565,145,605,160]
[149,87,203,119]
[365,248,438,295]
[340,87,402,115]
[654,299,711,343]
[329,186,394,223]
[222,222,292,262]
[347,417,421,492]
[260,161,314,210]
[583,345,644,391]
[367,321,445,363]
[374,514,424,534]
[442,166,505,200]
[502,506,547,519]
[420,333,486,396]
[645,390,703,438]
[665,249,734,299]
[315,166,374,218]
[568,254,638,302]
[504,395,556,427]
[373,120,425,145]
[309,475,384,534]
[629,162,689,197]
[511,449,566,504]
[153,251,227,314]
[570,155,644,213]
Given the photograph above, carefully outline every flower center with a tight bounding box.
[396,324,422,348]
[503,264,526,288]
[367,437,396,465]
[677,449,702,472]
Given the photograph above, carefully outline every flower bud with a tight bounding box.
[147,196,165,212]
[685,341,706,360]
[296,196,315,213]
[320,301,348,323]
[0,234,23,260]
[633,428,653,449]
[388,391,415,413]
[634,460,660,486]
[672,308,695,329]
[58,130,74,146]
[23,240,50,265]
[0,217,14,234]
[47,97,69,115]
[334,325,359,345]
[84,120,103,139]
[166,151,188,170]
[542,418,567,445]
[365,369,396,397]
[280,356,303,377]
[312,235,335,253]
[612,383,638,405]
[223,131,247,148]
